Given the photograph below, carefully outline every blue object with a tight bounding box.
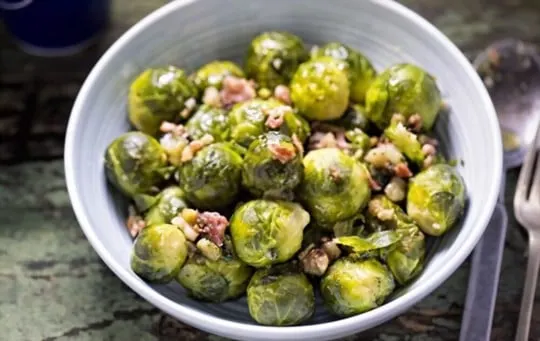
[0,0,110,56]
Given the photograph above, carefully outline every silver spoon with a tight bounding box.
[460,38,540,341]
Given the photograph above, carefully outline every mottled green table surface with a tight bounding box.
[1,1,539,340]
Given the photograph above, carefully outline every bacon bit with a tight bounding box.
[268,143,297,163]
[219,76,256,107]
[421,143,436,156]
[265,107,286,129]
[394,162,413,178]
[197,212,229,247]
[408,113,423,132]
[126,214,146,238]
[202,86,222,108]
[292,134,304,155]
[335,131,351,150]
[274,84,291,104]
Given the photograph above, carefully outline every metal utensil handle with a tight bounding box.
[515,235,540,341]
[459,201,508,341]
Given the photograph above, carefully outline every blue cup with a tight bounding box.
[0,0,111,57]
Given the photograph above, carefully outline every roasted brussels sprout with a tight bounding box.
[176,143,243,210]
[384,121,424,164]
[228,98,310,148]
[176,237,253,302]
[321,257,395,316]
[230,200,310,268]
[144,186,188,226]
[105,132,168,198]
[297,148,371,228]
[365,63,442,131]
[241,132,303,199]
[385,227,426,285]
[185,104,230,142]
[245,31,308,89]
[130,224,188,283]
[128,66,198,135]
[311,42,376,103]
[366,195,418,232]
[191,60,245,91]
[290,56,350,121]
[407,164,466,236]
[247,263,315,326]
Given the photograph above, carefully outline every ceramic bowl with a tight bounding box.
[64,0,503,340]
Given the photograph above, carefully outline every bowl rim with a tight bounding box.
[64,0,503,339]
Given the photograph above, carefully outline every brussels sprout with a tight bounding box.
[384,121,424,164]
[334,230,402,254]
[365,63,442,131]
[185,104,230,142]
[386,227,426,285]
[321,257,395,316]
[144,186,188,226]
[130,224,188,283]
[191,60,245,91]
[297,148,371,228]
[247,263,314,326]
[230,200,310,268]
[345,128,371,160]
[290,56,350,121]
[245,31,308,89]
[331,104,371,131]
[241,132,303,199]
[176,238,253,302]
[104,132,168,198]
[228,98,310,148]
[366,194,418,232]
[311,42,376,103]
[128,66,198,135]
[407,164,466,236]
[176,143,243,210]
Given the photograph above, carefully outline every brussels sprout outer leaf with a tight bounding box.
[335,230,401,254]
[133,193,159,213]
[384,122,425,164]
[386,227,426,284]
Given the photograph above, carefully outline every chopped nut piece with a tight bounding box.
[180,146,194,162]
[202,86,222,107]
[274,84,291,104]
[160,121,177,133]
[365,144,404,167]
[268,143,296,163]
[184,97,197,110]
[421,143,436,156]
[321,239,341,261]
[423,154,435,169]
[196,238,222,261]
[126,214,146,238]
[181,208,199,225]
[300,248,329,276]
[408,113,423,132]
[384,176,407,202]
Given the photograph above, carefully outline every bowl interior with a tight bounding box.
[65,0,502,340]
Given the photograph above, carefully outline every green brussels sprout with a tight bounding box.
[366,194,418,232]
[311,42,376,103]
[321,257,395,316]
[247,263,315,326]
[176,142,243,210]
[230,199,310,268]
[228,98,310,148]
[407,164,466,236]
[144,186,188,226]
[128,66,198,135]
[130,224,188,283]
[185,104,230,142]
[345,128,371,160]
[104,132,168,198]
[365,63,442,131]
[290,56,350,121]
[385,227,426,285]
[176,238,253,302]
[191,60,245,91]
[297,148,371,228]
[384,121,424,165]
[331,104,371,131]
[245,31,308,89]
[241,132,303,199]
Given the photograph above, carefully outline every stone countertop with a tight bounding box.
[0,1,539,340]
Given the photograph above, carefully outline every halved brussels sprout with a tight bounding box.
[366,194,418,232]
[144,186,188,226]
[176,237,253,302]
[385,227,426,285]
[245,31,308,89]
[247,263,315,326]
[176,142,243,210]
[185,104,230,142]
[228,98,310,148]
[130,224,188,283]
[407,164,466,236]
[321,257,395,316]
[311,42,376,103]
[128,66,198,135]
[384,121,424,164]
[104,132,168,198]
[365,63,442,131]
[241,132,303,199]
[230,199,310,268]
[290,56,350,121]
[191,60,245,91]
[297,148,371,228]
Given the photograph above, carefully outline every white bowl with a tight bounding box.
[64,0,503,340]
